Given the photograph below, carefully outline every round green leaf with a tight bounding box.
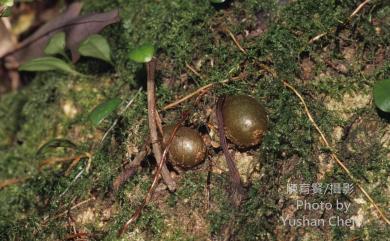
[373,79,390,113]
[129,43,155,63]
[89,98,121,126]
[78,34,112,63]
[44,32,66,56]
[19,57,80,75]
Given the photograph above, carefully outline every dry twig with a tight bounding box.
[39,153,90,174]
[349,0,371,19]
[0,177,27,189]
[42,197,95,224]
[309,32,328,44]
[309,0,371,44]
[39,156,77,170]
[227,29,247,54]
[225,29,278,78]
[112,147,149,192]
[118,119,186,236]
[186,62,203,79]
[163,76,242,110]
[65,156,84,176]
[163,83,215,110]
[283,80,390,225]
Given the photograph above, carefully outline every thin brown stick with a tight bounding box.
[65,156,83,176]
[205,158,212,211]
[146,59,176,191]
[186,63,203,79]
[227,29,247,54]
[163,77,240,110]
[112,148,149,192]
[349,0,371,19]
[216,96,246,207]
[163,83,214,110]
[0,177,27,189]
[258,62,278,77]
[38,153,89,175]
[283,80,390,225]
[226,29,277,78]
[118,119,186,237]
[39,156,76,170]
[310,0,371,44]
[42,197,95,224]
[309,32,327,44]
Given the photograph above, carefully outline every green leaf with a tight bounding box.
[19,57,80,75]
[373,79,390,113]
[89,98,121,126]
[3,0,14,7]
[36,138,78,156]
[44,32,66,56]
[210,0,226,3]
[129,43,155,63]
[78,34,112,63]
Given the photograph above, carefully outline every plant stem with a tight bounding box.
[146,59,176,191]
[216,96,246,206]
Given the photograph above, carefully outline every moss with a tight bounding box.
[1,0,390,240]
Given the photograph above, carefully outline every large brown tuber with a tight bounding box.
[221,95,267,147]
[162,125,206,168]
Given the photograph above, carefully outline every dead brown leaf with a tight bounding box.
[2,2,120,66]
[0,18,16,57]
[65,9,120,62]
[1,2,82,60]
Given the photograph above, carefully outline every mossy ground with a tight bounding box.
[0,0,389,240]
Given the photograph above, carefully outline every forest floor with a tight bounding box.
[0,0,389,240]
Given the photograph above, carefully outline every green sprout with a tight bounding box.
[129,43,155,63]
[373,79,390,113]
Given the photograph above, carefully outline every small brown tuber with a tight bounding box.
[162,125,206,168]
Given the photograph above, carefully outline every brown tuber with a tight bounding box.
[221,95,268,147]
[162,125,206,168]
